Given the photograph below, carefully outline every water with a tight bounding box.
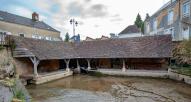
[27,75,191,102]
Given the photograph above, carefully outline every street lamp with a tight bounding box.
[70,19,78,36]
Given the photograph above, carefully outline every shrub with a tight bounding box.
[0,45,4,51]
[14,90,25,101]
[173,39,191,66]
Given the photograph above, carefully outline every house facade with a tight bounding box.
[69,34,81,42]
[0,11,61,41]
[144,0,191,41]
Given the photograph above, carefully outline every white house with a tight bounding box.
[118,25,143,38]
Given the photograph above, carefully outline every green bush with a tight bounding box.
[0,45,4,51]
[173,39,191,66]
[89,71,105,77]
[14,90,25,101]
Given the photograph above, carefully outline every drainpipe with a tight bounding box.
[64,59,70,72]
[122,59,126,72]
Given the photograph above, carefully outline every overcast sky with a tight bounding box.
[0,0,169,39]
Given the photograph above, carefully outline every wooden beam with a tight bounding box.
[13,47,35,57]
[30,57,40,77]
[64,59,70,72]
[122,59,126,72]
[86,59,91,70]
[77,59,80,73]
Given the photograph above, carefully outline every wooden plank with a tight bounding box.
[13,47,35,57]
[13,55,35,58]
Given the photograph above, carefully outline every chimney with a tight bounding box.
[32,12,39,21]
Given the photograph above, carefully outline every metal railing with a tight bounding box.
[0,32,7,45]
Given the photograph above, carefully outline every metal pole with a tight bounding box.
[73,19,75,36]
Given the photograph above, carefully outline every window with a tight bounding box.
[19,33,24,37]
[153,18,157,31]
[168,10,174,25]
[182,1,190,17]
[45,36,52,41]
[170,28,175,39]
[182,26,189,40]
[38,36,43,39]
[32,34,39,39]
[164,27,175,39]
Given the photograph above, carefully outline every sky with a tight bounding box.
[0,0,169,40]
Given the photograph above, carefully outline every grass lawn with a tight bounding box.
[171,66,191,76]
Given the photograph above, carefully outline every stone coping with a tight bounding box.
[168,69,191,85]
[33,71,73,85]
[98,69,191,85]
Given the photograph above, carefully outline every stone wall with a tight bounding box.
[0,48,15,79]
[0,78,31,102]
[14,58,33,75]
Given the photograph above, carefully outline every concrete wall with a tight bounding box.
[118,33,143,38]
[169,69,191,85]
[0,21,61,41]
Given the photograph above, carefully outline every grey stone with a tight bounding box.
[0,84,13,102]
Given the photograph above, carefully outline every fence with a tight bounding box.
[0,32,7,45]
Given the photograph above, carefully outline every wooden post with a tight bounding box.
[122,59,126,72]
[77,59,80,72]
[86,59,91,70]
[30,57,40,77]
[64,59,70,72]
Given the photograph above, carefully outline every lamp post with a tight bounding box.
[70,19,78,36]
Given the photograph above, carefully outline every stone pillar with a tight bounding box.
[30,57,40,78]
[77,59,80,73]
[64,59,70,72]
[122,59,126,72]
[86,59,91,70]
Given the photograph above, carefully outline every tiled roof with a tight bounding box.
[13,35,173,60]
[119,25,140,35]
[0,10,60,33]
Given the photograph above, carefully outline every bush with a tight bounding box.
[89,71,105,77]
[14,90,25,101]
[0,45,4,51]
[12,79,26,102]
[173,39,191,66]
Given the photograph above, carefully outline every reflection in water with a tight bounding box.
[27,75,191,102]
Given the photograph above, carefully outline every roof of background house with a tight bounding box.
[85,37,94,41]
[12,34,173,60]
[96,35,109,40]
[0,10,60,33]
[119,25,140,35]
